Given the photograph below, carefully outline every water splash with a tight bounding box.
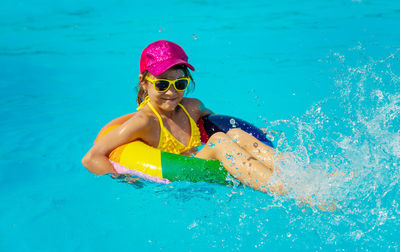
[264,47,400,211]
[239,48,399,249]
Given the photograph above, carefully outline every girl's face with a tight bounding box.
[143,68,186,112]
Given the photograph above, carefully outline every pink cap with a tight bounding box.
[140,40,195,76]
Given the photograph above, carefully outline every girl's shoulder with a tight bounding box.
[181,97,202,109]
[181,98,213,119]
[118,108,161,145]
[181,98,202,119]
[124,108,158,132]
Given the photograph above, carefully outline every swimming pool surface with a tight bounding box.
[1,0,400,251]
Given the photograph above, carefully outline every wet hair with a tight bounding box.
[136,64,195,106]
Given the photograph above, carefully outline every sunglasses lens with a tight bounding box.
[175,79,189,91]
[155,81,170,92]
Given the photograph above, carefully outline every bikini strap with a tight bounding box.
[137,96,150,111]
[137,96,164,129]
[147,102,164,128]
[177,103,192,121]
[139,99,190,128]
[146,102,164,148]
[178,103,200,146]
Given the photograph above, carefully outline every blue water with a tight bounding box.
[1,0,400,250]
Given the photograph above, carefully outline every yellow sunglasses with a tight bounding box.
[145,76,190,92]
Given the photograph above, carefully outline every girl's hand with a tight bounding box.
[181,147,198,157]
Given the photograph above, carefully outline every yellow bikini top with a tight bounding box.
[137,97,201,154]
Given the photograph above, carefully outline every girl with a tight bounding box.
[82,40,284,194]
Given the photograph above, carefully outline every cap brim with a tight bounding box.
[147,59,195,76]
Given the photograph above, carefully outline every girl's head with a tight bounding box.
[137,40,195,107]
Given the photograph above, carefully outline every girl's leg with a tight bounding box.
[226,128,282,169]
[196,132,284,194]
[197,130,336,210]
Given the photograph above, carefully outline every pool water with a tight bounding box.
[1,0,400,250]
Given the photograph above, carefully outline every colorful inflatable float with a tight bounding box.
[95,114,273,185]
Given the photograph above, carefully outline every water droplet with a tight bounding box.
[230,118,237,128]
[187,221,198,230]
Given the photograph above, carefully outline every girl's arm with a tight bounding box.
[81,113,152,175]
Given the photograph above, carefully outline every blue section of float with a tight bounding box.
[202,114,274,148]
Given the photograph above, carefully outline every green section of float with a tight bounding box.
[161,152,229,184]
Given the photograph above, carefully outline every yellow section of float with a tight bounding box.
[109,141,163,179]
